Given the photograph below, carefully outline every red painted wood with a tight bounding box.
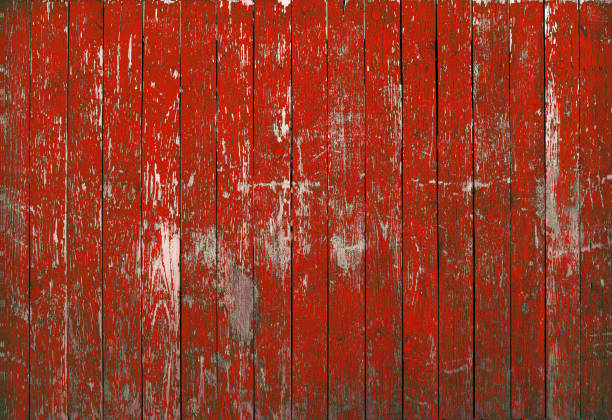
[0,2,29,418]
[579,3,610,417]
[437,0,473,416]
[509,1,546,417]
[102,1,142,417]
[180,1,218,418]
[29,1,68,417]
[67,2,103,417]
[364,1,402,418]
[253,1,292,418]
[473,0,510,416]
[216,0,254,418]
[545,0,580,417]
[327,1,365,418]
[291,1,328,418]
[142,1,181,417]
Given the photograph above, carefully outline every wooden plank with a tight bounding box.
[509,1,546,417]
[29,1,68,417]
[141,1,181,417]
[216,0,254,418]
[545,0,580,417]
[327,0,365,418]
[436,0,473,415]
[180,0,218,418]
[67,1,103,417]
[0,2,29,418]
[579,3,610,417]
[102,1,142,417]
[291,0,328,418]
[364,1,402,418]
[253,0,292,418]
[472,0,510,416]
[401,0,438,417]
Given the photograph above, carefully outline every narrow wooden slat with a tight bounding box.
[253,0,292,418]
[437,0,473,415]
[473,0,510,416]
[102,1,142,417]
[180,0,218,418]
[67,1,103,417]
[291,0,328,417]
[327,0,365,418]
[141,1,181,417]
[509,1,546,416]
[545,0,580,417]
[29,1,68,417]
[401,1,438,417]
[216,0,254,418]
[0,2,29,418]
[364,1,402,418]
[579,3,610,417]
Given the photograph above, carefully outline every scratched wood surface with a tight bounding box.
[1,1,610,419]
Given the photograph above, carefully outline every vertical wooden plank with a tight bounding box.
[327,0,365,418]
[437,0,473,415]
[253,0,292,418]
[401,0,438,417]
[291,0,328,418]
[180,0,218,418]
[473,0,510,416]
[509,0,546,417]
[217,0,254,418]
[141,1,181,418]
[545,0,580,417]
[67,1,103,417]
[364,1,401,418]
[102,1,142,417]
[579,3,610,417]
[0,2,29,418]
[29,1,68,417]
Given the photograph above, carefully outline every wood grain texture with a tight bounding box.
[0,2,29,418]
[180,1,218,418]
[102,1,142,417]
[509,1,546,417]
[364,1,402,418]
[29,1,68,417]
[327,0,366,418]
[142,1,181,417]
[67,2,103,417]
[401,1,438,417]
[216,1,254,418]
[579,3,610,417]
[545,0,580,417]
[291,1,328,418]
[437,0,473,416]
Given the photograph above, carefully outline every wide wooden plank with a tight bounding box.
[29,1,68,417]
[473,0,510,416]
[437,0,473,416]
[509,1,546,417]
[545,0,580,417]
[216,0,254,418]
[102,1,142,417]
[253,0,292,418]
[141,1,181,417]
[180,1,218,418]
[291,1,328,418]
[327,1,366,418]
[401,0,438,417]
[0,2,29,418]
[364,1,402,418]
[579,3,610,417]
[67,1,103,417]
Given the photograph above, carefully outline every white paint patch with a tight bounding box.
[278,0,291,7]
